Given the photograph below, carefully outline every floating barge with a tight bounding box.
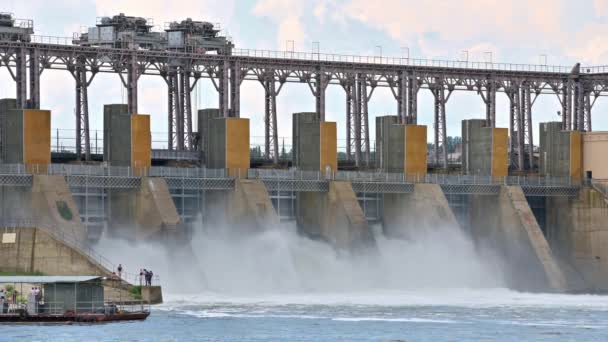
[0,276,150,323]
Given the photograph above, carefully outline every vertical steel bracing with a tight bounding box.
[407,72,418,124]
[482,79,496,127]
[70,57,97,160]
[340,74,356,162]
[74,64,90,160]
[311,71,329,121]
[584,91,592,132]
[181,69,193,149]
[15,48,27,108]
[219,60,230,118]
[352,74,372,166]
[166,68,183,150]
[431,78,451,168]
[29,48,40,109]
[264,77,279,163]
[521,83,534,168]
[389,71,408,124]
[126,53,138,114]
[229,61,241,118]
[560,79,572,130]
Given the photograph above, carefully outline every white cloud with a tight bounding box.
[253,0,306,50]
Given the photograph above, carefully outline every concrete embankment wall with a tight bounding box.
[297,181,375,251]
[0,227,112,276]
[546,188,608,291]
[382,183,460,239]
[471,186,567,292]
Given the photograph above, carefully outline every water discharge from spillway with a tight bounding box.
[95,222,507,295]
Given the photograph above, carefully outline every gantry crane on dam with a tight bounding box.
[0,12,607,170]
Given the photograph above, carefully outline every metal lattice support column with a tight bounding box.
[219,60,230,118]
[561,80,572,130]
[126,53,138,114]
[485,80,496,127]
[407,72,418,124]
[507,81,524,171]
[29,48,40,109]
[521,83,534,169]
[583,90,592,132]
[573,81,581,131]
[264,78,279,163]
[431,79,451,169]
[16,48,27,109]
[340,74,356,162]
[355,74,372,166]
[167,68,184,150]
[312,71,329,121]
[390,71,408,124]
[75,67,91,160]
[180,69,193,149]
[230,61,242,118]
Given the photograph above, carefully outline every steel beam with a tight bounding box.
[75,65,91,160]
[485,80,496,127]
[407,72,418,124]
[127,53,138,114]
[15,48,27,109]
[29,48,40,109]
[219,60,230,118]
[181,69,193,149]
[230,61,241,118]
[264,78,279,164]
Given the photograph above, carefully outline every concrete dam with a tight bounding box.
[1,101,607,294]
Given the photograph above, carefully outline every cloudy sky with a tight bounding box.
[3,0,608,150]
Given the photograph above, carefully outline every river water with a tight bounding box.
[3,289,608,341]
[4,225,608,340]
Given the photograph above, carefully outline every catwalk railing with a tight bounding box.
[0,164,582,187]
[22,35,582,74]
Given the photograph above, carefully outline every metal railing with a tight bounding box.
[591,179,608,198]
[249,169,582,187]
[3,301,149,315]
[0,163,582,187]
[8,34,593,74]
[232,48,572,73]
[0,164,229,179]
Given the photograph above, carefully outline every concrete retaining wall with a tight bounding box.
[0,227,111,276]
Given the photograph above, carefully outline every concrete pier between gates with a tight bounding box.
[470,186,567,292]
[292,113,375,250]
[136,177,181,240]
[546,188,608,291]
[462,119,508,177]
[207,117,250,177]
[297,181,375,251]
[229,179,280,229]
[103,105,177,239]
[375,115,427,175]
[539,122,582,178]
[382,184,460,239]
[1,107,51,172]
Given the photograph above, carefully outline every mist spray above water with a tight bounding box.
[95,221,506,295]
